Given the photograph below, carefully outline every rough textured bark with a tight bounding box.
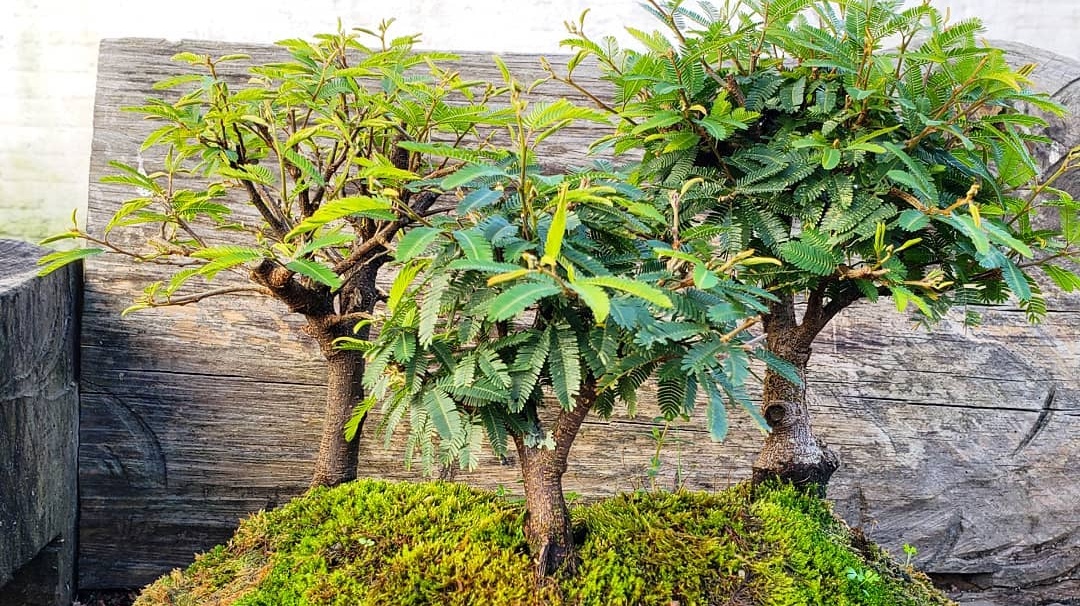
[516,440,575,579]
[309,348,364,487]
[251,253,383,488]
[514,382,595,579]
[752,293,839,493]
[304,273,380,488]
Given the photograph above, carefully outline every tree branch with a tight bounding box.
[334,220,403,277]
[250,259,331,316]
[156,286,271,307]
[240,180,291,239]
[552,377,597,463]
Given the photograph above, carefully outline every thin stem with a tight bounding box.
[156,286,272,307]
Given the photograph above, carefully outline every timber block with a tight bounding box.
[0,239,81,605]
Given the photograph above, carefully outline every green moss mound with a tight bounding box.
[135,480,951,606]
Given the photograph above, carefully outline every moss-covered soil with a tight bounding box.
[135,479,952,606]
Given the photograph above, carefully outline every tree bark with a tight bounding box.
[309,347,365,487]
[254,254,383,489]
[515,439,575,580]
[751,294,839,494]
[513,382,595,579]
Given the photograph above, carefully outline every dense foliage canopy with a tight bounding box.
[553,0,1079,326]
[341,66,786,473]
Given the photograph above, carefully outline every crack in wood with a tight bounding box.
[1012,386,1057,455]
[81,367,326,389]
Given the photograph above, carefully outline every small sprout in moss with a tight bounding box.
[904,543,919,567]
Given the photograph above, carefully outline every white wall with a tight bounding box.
[2,0,1077,239]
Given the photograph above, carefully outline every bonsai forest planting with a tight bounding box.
[38,0,1079,602]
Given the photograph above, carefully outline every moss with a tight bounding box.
[134,480,952,606]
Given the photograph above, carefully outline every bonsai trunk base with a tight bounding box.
[516,440,576,579]
[751,397,839,496]
[310,349,364,488]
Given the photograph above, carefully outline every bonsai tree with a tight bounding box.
[343,64,783,577]
[38,23,505,487]
[552,0,1080,489]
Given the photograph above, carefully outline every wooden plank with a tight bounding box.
[0,240,80,605]
[80,37,1080,599]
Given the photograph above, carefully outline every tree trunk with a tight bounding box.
[751,296,839,494]
[512,381,595,579]
[300,266,381,488]
[310,348,365,487]
[515,438,575,580]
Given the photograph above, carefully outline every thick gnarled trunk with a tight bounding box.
[310,348,365,487]
[513,381,595,579]
[752,294,839,494]
[515,439,575,579]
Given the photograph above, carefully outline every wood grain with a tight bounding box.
[0,240,80,605]
[80,38,1080,600]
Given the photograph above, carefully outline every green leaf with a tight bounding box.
[441,164,508,189]
[419,273,450,346]
[395,227,443,261]
[752,349,804,387]
[630,110,683,135]
[883,142,938,204]
[285,197,395,240]
[702,378,729,442]
[152,73,204,90]
[657,375,687,420]
[344,396,377,441]
[548,324,582,410]
[569,281,610,324]
[488,282,562,321]
[192,246,266,279]
[693,264,720,289]
[457,187,502,214]
[388,261,425,313]
[662,131,701,153]
[479,408,509,456]
[102,160,161,194]
[944,214,990,255]
[778,239,839,275]
[36,247,104,276]
[897,209,930,231]
[696,118,730,141]
[511,332,550,411]
[821,148,841,170]
[1042,265,1080,293]
[542,191,569,266]
[446,259,523,273]
[283,149,326,186]
[581,276,672,308]
[1000,257,1032,301]
[982,221,1033,258]
[286,259,342,289]
[295,231,353,259]
[284,126,327,151]
[425,388,462,440]
[453,230,494,261]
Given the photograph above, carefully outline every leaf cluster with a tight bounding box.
[555,0,1080,325]
[41,22,508,316]
[343,73,785,472]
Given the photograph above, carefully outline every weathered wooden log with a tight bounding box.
[80,38,1079,604]
[0,240,81,606]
